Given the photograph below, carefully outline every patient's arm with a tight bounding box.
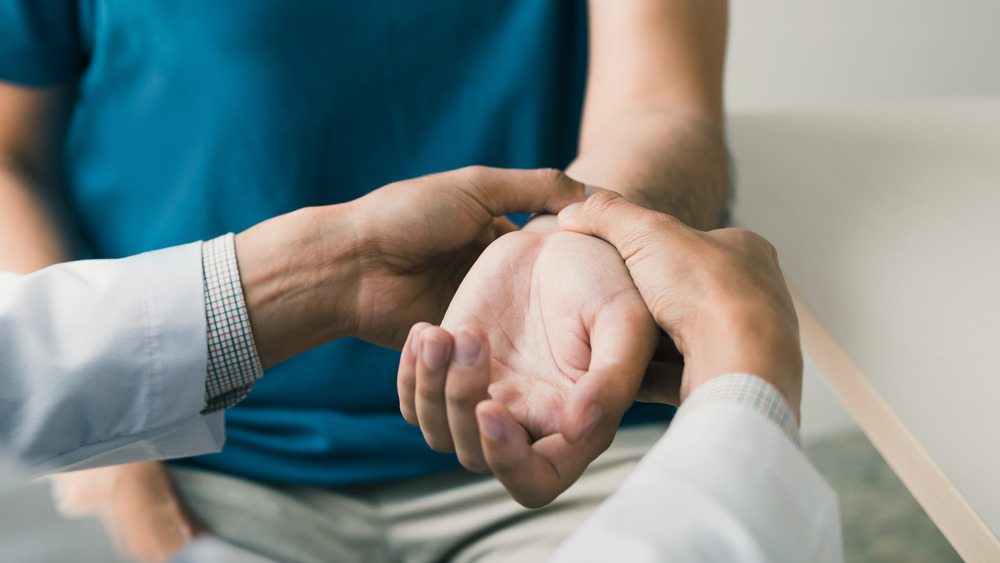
[397,229,658,507]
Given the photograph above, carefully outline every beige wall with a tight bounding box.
[726,0,1000,112]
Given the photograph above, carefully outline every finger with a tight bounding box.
[397,322,430,425]
[414,326,456,452]
[561,303,658,443]
[557,190,692,262]
[445,326,492,473]
[452,166,587,217]
[477,400,612,508]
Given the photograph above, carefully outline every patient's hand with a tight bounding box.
[56,461,208,563]
[397,230,658,507]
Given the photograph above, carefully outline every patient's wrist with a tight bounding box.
[521,213,559,232]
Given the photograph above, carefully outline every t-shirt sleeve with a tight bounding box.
[0,0,87,86]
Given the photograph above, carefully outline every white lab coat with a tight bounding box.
[0,243,223,475]
[551,402,843,562]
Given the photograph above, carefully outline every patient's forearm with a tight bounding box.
[565,107,730,230]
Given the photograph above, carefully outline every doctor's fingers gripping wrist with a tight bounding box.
[557,191,802,404]
[556,191,713,342]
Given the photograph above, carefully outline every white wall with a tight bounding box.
[726,0,1000,113]
[725,0,1000,439]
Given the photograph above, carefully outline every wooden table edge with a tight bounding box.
[791,286,1000,561]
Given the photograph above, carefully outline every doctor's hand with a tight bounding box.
[236,166,586,368]
[397,229,658,508]
[558,191,803,415]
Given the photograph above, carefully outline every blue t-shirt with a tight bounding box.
[1,0,674,486]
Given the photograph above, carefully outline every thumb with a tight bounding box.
[453,166,587,217]
[557,191,692,262]
[560,304,658,443]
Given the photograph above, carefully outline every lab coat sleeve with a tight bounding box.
[0,243,225,475]
[549,402,843,563]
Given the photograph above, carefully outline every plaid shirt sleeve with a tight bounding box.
[200,233,264,413]
[676,373,801,446]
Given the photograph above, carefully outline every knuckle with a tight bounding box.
[445,382,482,410]
[460,164,490,179]
[648,211,681,231]
[536,167,568,189]
[417,379,444,401]
[583,189,622,213]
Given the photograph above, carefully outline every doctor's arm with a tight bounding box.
[0,167,586,474]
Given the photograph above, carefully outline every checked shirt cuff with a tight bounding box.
[677,373,801,446]
[201,233,263,413]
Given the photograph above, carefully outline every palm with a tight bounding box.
[441,230,658,441]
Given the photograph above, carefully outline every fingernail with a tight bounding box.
[455,328,481,365]
[410,325,424,356]
[581,403,602,438]
[422,337,447,370]
[584,184,608,198]
[479,411,505,441]
[558,202,582,221]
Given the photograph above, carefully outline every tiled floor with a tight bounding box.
[803,431,962,562]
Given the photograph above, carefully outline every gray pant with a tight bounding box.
[170,423,667,563]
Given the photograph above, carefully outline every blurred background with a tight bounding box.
[726,1,1000,560]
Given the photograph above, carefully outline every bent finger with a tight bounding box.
[477,400,610,509]
[445,326,493,473]
[398,322,430,425]
[561,303,658,443]
[414,326,456,452]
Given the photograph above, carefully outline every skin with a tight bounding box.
[50,166,587,562]
[397,0,731,507]
[402,192,802,509]
[398,230,658,506]
[1,0,730,557]
[558,192,803,413]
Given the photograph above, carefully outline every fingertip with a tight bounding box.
[475,400,510,442]
[477,408,506,442]
[453,325,487,366]
[407,322,433,357]
[557,202,582,223]
[418,325,453,371]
